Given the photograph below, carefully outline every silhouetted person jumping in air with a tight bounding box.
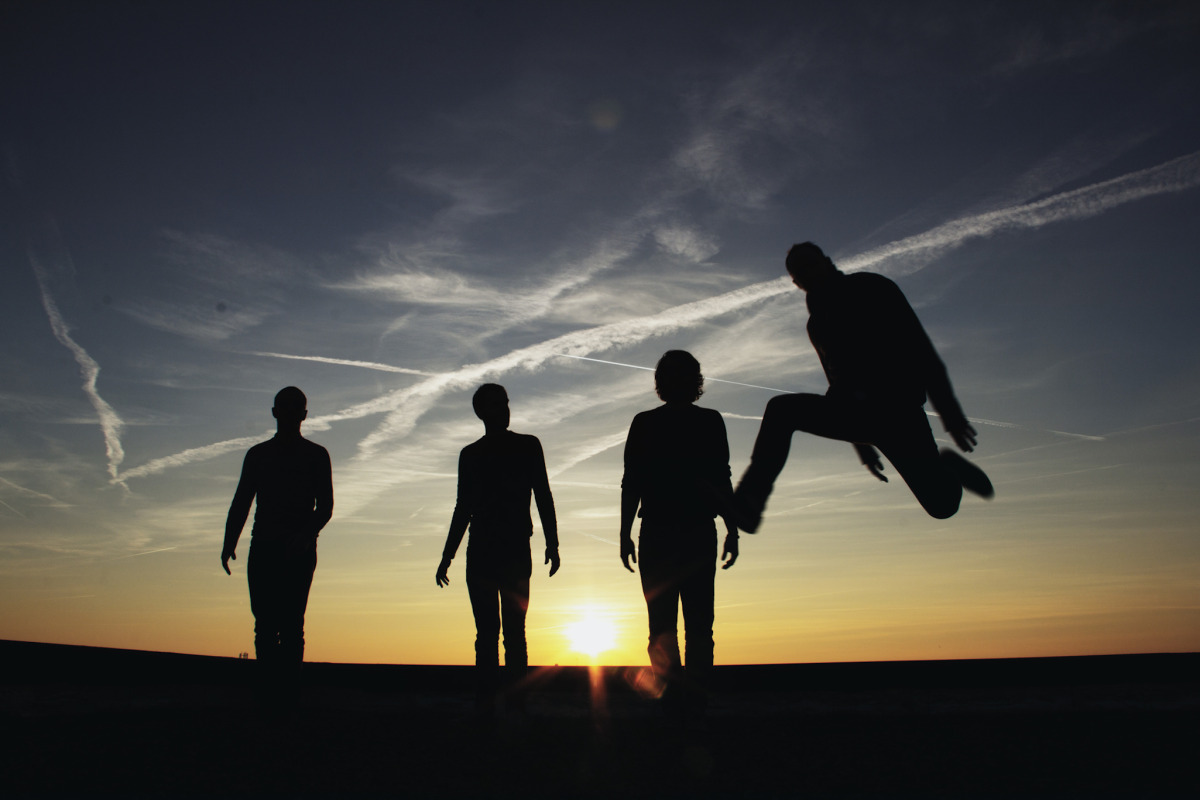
[734,243,993,532]
[621,351,739,717]
[437,383,560,716]
[222,386,333,694]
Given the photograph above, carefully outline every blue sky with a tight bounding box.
[3,1,1199,665]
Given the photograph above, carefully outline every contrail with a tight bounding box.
[556,354,792,393]
[117,434,264,483]
[0,476,71,507]
[117,150,1200,482]
[843,149,1200,275]
[30,250,127,486]
[961,416,1105,441]
[246,351,433,376]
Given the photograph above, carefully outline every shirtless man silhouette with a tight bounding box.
[734,243,992,532]
[222,386,333,688]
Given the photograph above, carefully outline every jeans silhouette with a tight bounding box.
[743,393,965,519]
[248,539,317,671]
[466,549,531,699]
[638,518,717,704]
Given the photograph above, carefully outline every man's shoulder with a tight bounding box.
[846,271,900,291]
[507,431,543,451]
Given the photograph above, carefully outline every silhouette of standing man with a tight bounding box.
[437,384,560,715]
[734,242,992,532]
[621,351,739,717]
[222,386,333,692]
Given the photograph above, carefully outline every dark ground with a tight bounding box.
[2,641,1197,798]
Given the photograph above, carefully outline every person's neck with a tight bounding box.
[483,424,508,437]
[275,425,303,439]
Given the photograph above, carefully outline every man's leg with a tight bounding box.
[734,393,866,532]
[678,526,717,713]
[277,546,317,680]
[498,568,531,710]
[876,409,991,519]
[247,542,281,666]
[466,567,502,715]
[637,524,684,707]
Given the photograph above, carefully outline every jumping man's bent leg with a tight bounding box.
[734,393,864,532]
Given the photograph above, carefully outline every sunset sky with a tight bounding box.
[3,1,1199,667]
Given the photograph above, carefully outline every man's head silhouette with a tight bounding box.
[272,386,308,428]
[473,383,510,432]
[655,350,704,403]
[785,241,838,292]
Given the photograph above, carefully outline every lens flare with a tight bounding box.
[565,613,616,658]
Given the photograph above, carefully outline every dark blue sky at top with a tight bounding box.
[7,1,1197,263]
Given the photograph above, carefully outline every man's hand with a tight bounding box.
[545,547,561,577]
[860,445,888,483]
[721,532,739,570]
[435,557,452,587]
[221,549,236,575]
[947,419,978,453]
[620,534,636,573]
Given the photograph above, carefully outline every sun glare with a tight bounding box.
[565,613,617,659]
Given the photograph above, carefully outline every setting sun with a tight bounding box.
[565,613,617,659]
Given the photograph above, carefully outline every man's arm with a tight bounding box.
[619,417,643,573]
[529,438,560,577]
[893,283,977,453]
[222,451,256,575]
[437,450,472,587]
[311,447,334,536]
[711,411,739,569]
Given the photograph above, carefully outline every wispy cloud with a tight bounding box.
[0,476,72,508]
[29,244,126,486]
[247,352,433,377]
[116,151,1200,494]
[843,149,1200,275]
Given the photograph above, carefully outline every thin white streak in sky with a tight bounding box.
[247,351,434,376]
[118,151,1200,483]
[103,546,178,561]
[556,354,792,393]
[30,252,127,486]
[0,475,71,507]
[0,498,28,519]
[549,430,629,479]
[844,149,1200,275]
[117,435,264,482]
[965,416,1106,441]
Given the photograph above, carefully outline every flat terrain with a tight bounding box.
[3,642,1197,798]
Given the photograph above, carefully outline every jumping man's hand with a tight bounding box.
[435,557,452,587]
[858,445,888,483]
[545,547,561,577]
[947,419,978,453]
[221,548,236,575]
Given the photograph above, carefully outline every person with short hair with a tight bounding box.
[222,386,333,692]
[733,242,993,533]
[437,384,560,715]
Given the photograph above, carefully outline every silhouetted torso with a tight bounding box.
[807,271,962,423]
[235,434,333,544]
[451,430,558,563]
[622,403,731,522]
